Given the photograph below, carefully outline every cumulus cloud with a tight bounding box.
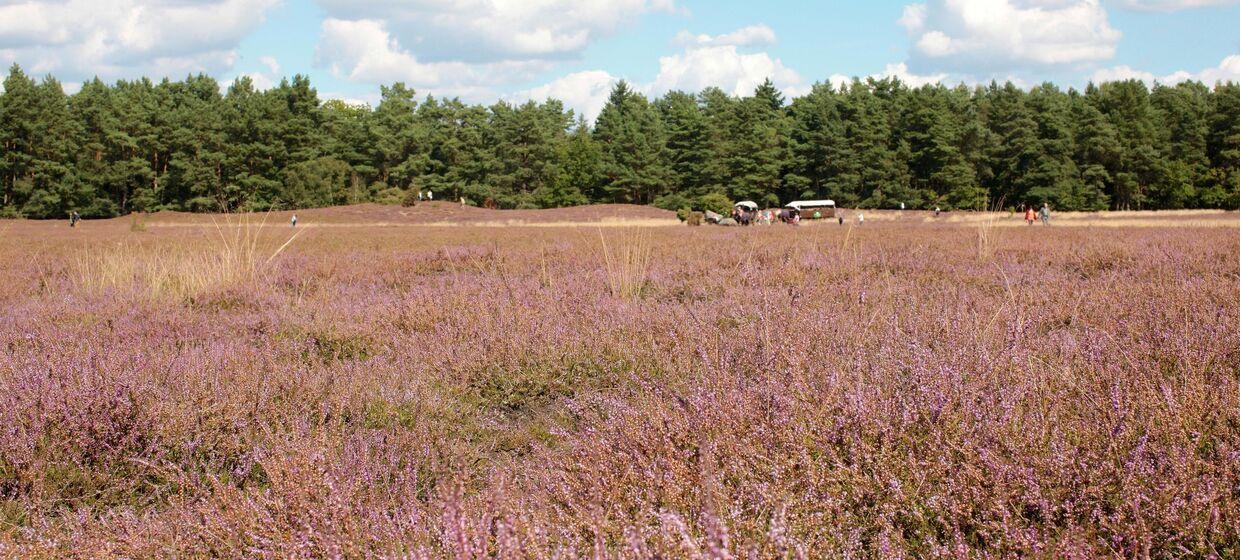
[320,91,381,108]
[876,62,950,87]
[510,70,620,121]
[258,55,280,75]
[313,0,677,99]
[315,18,553,101]
[314,0,675,65]
[900,0,1122,74]
[647,44,802,97]
[511,25,803,121]
[0,0,279,81]
[672,25,777,48]
[1117,0,1239,11]
[1091,54,1240,84]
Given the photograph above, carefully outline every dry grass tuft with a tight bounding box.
[976,215,1003,262]
[597,226,653,300]
[72,211,302,300]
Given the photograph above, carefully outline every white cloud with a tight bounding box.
[0,0,279,81]
[320,91,381,108]
[826,74,852,89]
[258,55,280,75]
[240,71,276,91]
[901,0,1122,74]
[315,18,552,101]
[647,44,803,97]
[1092,54,1240,84]
[313,0,677,98]
[899,4,928,30]
[313,0,675,64]
[672,24,777,48]
[877,62,950,87]
[510,25,804,121]
[1117,0,1239,11]
[509,70,619,121]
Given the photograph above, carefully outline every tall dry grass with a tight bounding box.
[975,214,1003,261]
[72,211,302,300]
[597,226,654,300]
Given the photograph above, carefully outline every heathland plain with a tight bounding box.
[0,204,1236,557]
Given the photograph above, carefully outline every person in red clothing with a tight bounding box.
[1024,205,1036,225]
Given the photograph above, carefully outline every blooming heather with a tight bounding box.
[0,216,1236,558]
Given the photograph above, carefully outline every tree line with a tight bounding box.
[1,62,1237,218]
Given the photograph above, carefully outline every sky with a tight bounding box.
[1,0,1237,120]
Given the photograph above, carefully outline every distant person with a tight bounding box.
[838,215,844,225]
[934,206,941,217]
[427,190,434,201]
[69,211,80,227]
[900,202,905,210]
[418,191,424,202]
[1024,206,1036,225]
[857,213,865,225]
[291,214,298,228]
[460,197,466,206]
[1039,203,1050,226]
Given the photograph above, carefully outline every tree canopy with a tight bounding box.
[1,63,1237,218]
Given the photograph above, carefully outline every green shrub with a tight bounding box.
[696,192,733,216]
[653,193,692,212]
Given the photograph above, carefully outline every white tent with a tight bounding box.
[734,201,759,211]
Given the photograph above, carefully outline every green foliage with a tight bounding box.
[652,192,692,212]
[696,192,733,216]
[0,63,1237,217]
[594,81,670,204]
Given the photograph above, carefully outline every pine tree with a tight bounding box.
[846,78,906,208]
[655,90,712,201]
[16,75,87,218]
[1020,84,1082,210]
[368,82,426,192]
[985,82,1042,208]
[1095,80,1164,209]
[1205,83,1240,209]
[538,116,593,208]
[320,98,375,204]
[786,82,854,204]
[899,84,977,209]
[487,100,571,208]
[0,64,38,215]
[1069,90,1117,211]
[1150,82,1211,208]
[593,81,668,204]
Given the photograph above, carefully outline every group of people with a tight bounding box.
[727,207,871,226]
[1023,203,1051,226]
[730,206,757,225]
[417,190,435,202]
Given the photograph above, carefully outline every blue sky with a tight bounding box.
[2,1,1237,119]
